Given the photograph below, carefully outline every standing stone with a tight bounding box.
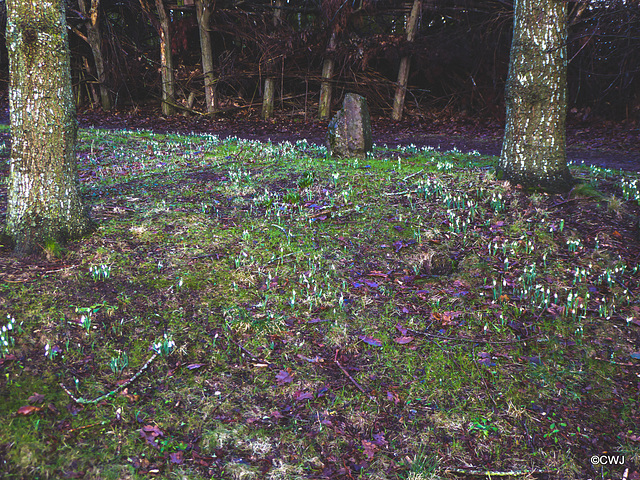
[327,93,373,158]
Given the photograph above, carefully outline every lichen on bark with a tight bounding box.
[498,0,574,193]
[6,0,92,255]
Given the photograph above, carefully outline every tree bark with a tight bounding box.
[195,0,217,113]
[318,31,337,120]
[6,0,92,255]
[392,0,421,121]
[262,76,276,120]
[262,0,283,120]
[498,0,573,192]
[78,0,112,111]
[154,0,175,115]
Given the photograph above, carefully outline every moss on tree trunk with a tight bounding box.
[498,0,573,193]
[6,0,93,255]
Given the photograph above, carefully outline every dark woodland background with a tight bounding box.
[0,0,638,125]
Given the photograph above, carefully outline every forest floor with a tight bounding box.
[0,112,639,480]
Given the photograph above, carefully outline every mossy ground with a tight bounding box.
[0,129,639,479]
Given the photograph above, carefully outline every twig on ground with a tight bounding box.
[60,352,158,404]
[444,467,555,476]
[402,169,424,182]
[334,349,375,401]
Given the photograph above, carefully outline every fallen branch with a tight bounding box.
[60,352,158,405]
[334,349,375,400]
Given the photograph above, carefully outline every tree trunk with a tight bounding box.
[262,0,283,120]
[262,77,276,120]
[6,0,92,255]
[78,0,112,111]
[498,0,573,192]
[319,31,337,120]
[154,0,175,115]
[392,0,421,121]
[195,0,217,113]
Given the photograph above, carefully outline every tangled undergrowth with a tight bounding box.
[0,129,639,479]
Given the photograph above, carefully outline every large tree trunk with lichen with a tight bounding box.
[196,0,217,113]
[154,0,175,115]
[78,0,112,111]
[392,0,421,121]
[498,0,573,192]
[6,0,92,255]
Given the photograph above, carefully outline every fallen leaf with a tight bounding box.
[275,369,294,385]
[293,390,314,401]
[394,336,414,344]
[362,439,377,460]
[17,405,41,415]
[476,352,496,367]
[372,432,388,446]
[186,363,205,370]
[395,323,409,335]
[28,393,45,404]
[140,424,164,448]
[192,451,215,467]
[169,451,184,464]
[386,391,400,404]
[358,335,383,347]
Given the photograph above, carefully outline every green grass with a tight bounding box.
[1,130,639,479]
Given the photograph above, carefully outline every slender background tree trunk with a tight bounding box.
[392,0,421,121]
[262,0,283,120]
[78,0,112,111]
[499,0,573,192]
[319,31,337,120]
[154,0,175,115]
[196,0,217,113]
[6,0,92,255]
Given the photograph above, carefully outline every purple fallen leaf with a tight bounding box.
[293,390,314,401]
[364,280,378,288]
[387,391,400,404]
[362,439,377,460]
[186,363,204,370]
[359,335,383,347]
[393,240,404,252]
[395,323,408,335]
[477,352,496,367]
[308,317,328,323]
[394,336,414,345]
[523,356,543,365]
[169,451,184,464]
[393,225,404,232]
[402,306,409,314]
[352,281,364,288]
[275,369,294,385]
[372,432,388,447]
[140,424,164,448]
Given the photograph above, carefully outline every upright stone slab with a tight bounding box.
[327,93,373,159]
